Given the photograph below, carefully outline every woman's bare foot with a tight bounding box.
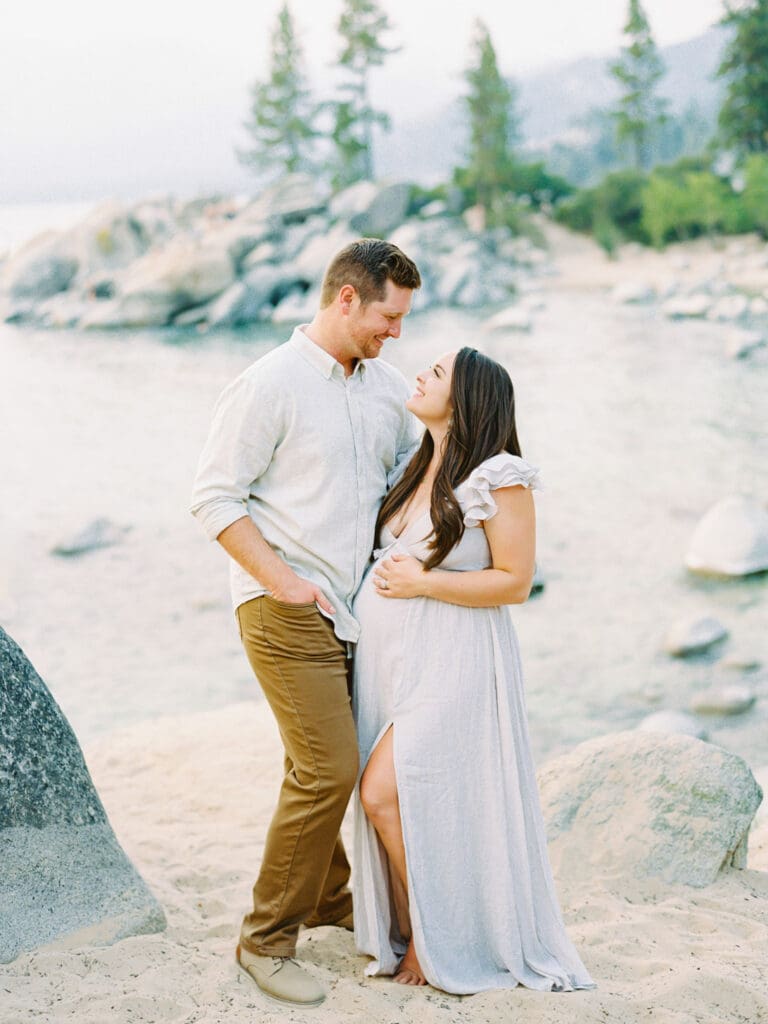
[394,938,428,986]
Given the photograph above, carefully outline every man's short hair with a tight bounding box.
[320,238,421,308]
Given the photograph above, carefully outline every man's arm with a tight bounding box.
[216,517,335,612]
[190,369,333,612]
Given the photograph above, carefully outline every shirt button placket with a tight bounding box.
[347,376,367,594]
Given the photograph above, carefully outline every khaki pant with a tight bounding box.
[236,595,359,956]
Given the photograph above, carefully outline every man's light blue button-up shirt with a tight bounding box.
[190,327,420,644]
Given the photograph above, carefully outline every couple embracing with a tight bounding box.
[190,239,594,1007]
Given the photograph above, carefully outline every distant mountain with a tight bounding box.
[375,27,727,183]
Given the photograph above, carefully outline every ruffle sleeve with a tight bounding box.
[458,452,541,528]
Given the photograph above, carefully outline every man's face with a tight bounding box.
[345,280,413,361]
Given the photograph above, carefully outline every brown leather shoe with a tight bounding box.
[236,944,325,1007]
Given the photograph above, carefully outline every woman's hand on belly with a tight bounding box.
[373,554,427,599]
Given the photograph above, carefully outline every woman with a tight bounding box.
[352,347,594,995]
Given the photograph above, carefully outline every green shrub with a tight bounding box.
[741,154,768,236]
[641,170,742,247]
[555,155,764,249]
[554,169,649,243]
[505,161,573,206]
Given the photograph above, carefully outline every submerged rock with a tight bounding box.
[685,496,768,577]
[707,294,749,322]
[0,628,165,962]
[51,518,127,557]
[538,730,763,887]
[612,281,656,304]
[721,651,763,673]
[689,685,757,716]
[637,710,709,740]
[663,614,729,657]
[662,294,712,319]
[725,329,765,360]
[530,563,546,595]
[482,305,533,332]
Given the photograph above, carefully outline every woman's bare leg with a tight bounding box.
[359,727,427,986]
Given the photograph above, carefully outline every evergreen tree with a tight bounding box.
[456,20,520,225]
[239,3,317,180]
[330,0,398,189]
[718,0,768,154]
[610,0,668,170]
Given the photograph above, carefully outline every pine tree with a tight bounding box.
[456,20,520,224]
[718,0,768,154]
[330,0,398,189]
[610,0,668,170]
[239,3,317,180]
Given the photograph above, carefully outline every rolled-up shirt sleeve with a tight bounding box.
[190,371,283,541]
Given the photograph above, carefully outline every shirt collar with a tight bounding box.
[288,326,366,380]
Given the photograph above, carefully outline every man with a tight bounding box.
[190,239,421,1007]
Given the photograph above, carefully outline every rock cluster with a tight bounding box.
[0,627,165,962]
[610,238,768,357]
[0,177,550,331]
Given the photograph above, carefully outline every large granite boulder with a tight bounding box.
[0,231,79,301]
[271,285,319,324]
[243,173,328,226]
[80,238,235,328]
[348,182,413,237]
[538,730,762,887]
[203,215,274,271]
[685,496,768,577]
[72,201,149,276]
[0,628,165,963]
[328,180,379,221]
[293,221,358,280]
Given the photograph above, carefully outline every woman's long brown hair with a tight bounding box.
[375,347,522,570]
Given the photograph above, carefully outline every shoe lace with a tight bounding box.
[270,956,299,974]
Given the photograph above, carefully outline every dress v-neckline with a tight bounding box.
[386,505,431,541]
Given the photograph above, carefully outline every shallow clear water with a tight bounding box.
[1,287,766,767]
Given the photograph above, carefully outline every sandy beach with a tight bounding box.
[2,224,766,1022]
[1,700,766,1024]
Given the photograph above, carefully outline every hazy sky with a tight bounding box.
[2,0,726,201]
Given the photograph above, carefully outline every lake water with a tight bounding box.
[1,207,766,769]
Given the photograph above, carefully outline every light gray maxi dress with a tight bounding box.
[352,453,595,995]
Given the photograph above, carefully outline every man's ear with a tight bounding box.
[339,284,356,313]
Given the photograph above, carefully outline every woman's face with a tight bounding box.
[406,351,456,427]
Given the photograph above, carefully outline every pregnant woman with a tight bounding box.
[352,347,594,995]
